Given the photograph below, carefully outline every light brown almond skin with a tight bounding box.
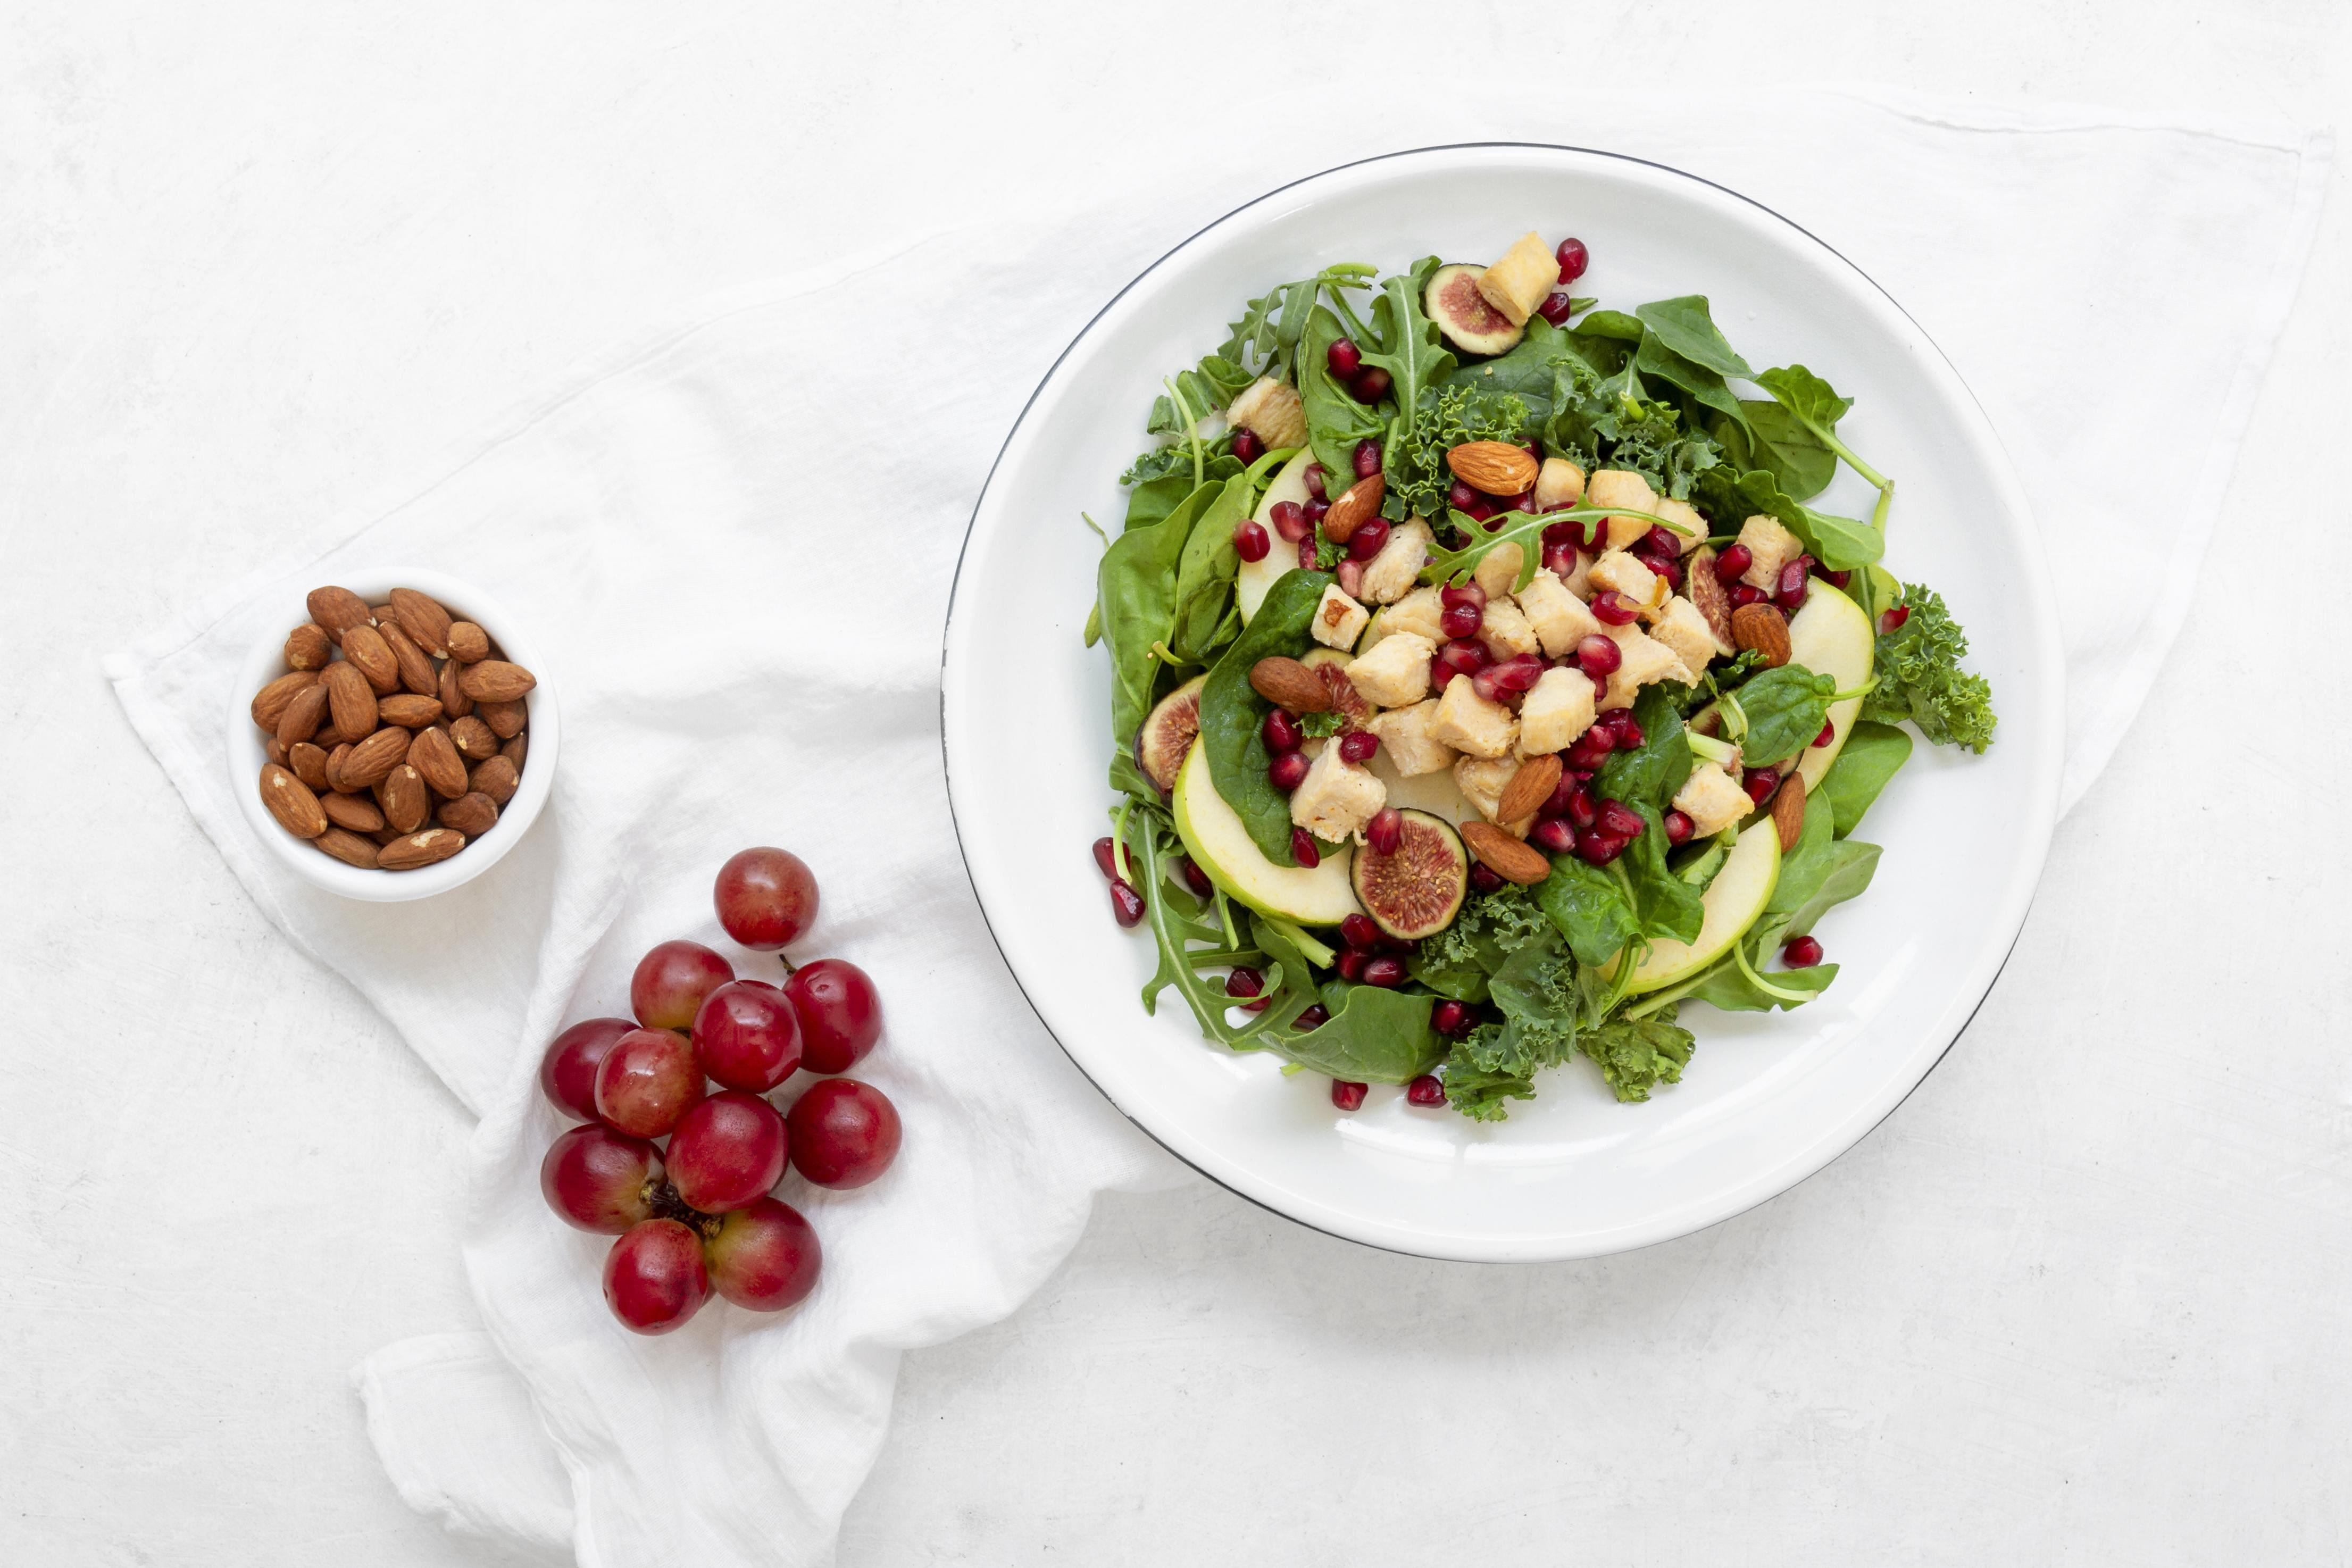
[376,764,429,832]
[260,763,328,839]
[437,657,474,720]
[378,693,444,728]
[1248,656,1332,713]
[378,620,438,696]
[321,791,386,833]
[265,737,289,767]
[1460,820,1551,885]
[323,743,355,793]
[313,827,383,869]
[1687,546,1734,650]
[458,660,536,703]
[251,670,319,731]
[1320,473,1384,544]
[342,624,401,695]
[476,698,527,740]
[408,724,470,799]
[1772,772,1807,853]
[321,661,378,741]
[469,754,519,806]
[1496,754,1565,825]
[446,715,499,761]
[437,791,499,837]
[338,726,410,790]
[378,828,465,870]
[445,620,490,663]
[284,623,332,671]
[1730,603,1792,668]
[273,682,329,749]
[1446,441,1539,497]
[389,588,453,657]
[287,741,330,790]
[305,586,374,645]
[499,732,527,771]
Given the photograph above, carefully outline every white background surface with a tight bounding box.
[5,4,2347,1564]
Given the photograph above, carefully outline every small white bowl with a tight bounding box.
[227,566,560,902]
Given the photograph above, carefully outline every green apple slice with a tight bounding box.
[1171,745,1360,925]
[1621,820,1781,993]
[1237,450,1313,625]
[1786,580,1875,794]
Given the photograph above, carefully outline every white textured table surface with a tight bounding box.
[5,5,2347,1564]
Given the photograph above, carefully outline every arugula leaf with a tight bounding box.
[1579,1009,1696,1102]
[1166,474,1255,665]
[1727,663,1838,768]
[1816,720,1912,837]
[1299,306,1384,484]
[1361,260,1457,471]
[1121,446,1244,496]
[1147,354,1255,437]
[1198,569,1332,865]
[1634,296,1754,379]
[1862,585,1997,752]
[1533,854,1641,966]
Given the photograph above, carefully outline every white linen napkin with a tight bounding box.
[107,93,2325,1566]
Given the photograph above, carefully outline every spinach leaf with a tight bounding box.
[1299,306,1384,483]
[1716,400,1837,501]
[1764,788,1840,917]
[1361,260,1456,467]
[1617,804,1705,945]
[1862,583,1997,752]
[1634,333,1750,444]
[1754,363,1853,434]
[1287,983,1446,1084]
[1683,940,1840,1013]
[1198,569,1332,865]
[1098,486,1214,745]
[1594,683,1695,812]
[1729,663,1837,767]
[1533,854,1641,966]
[1817,721,1912,837]
[1408,883,1555,1003]
[1579,1009,1696,1102]
[1634,296,1754,379]
[1689,465,1883,571]
[1166,474,1255,664]
[1449,316,1595,425]
[1782,838,1881,937]
[1121,446,1244,496]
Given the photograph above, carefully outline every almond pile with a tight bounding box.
[250,585,535,872]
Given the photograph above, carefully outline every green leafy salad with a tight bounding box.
[1084,229,1996,1120]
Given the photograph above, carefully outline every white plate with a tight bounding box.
[943,145,2061,1262]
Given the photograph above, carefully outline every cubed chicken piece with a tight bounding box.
[1289,744,1386,843]
[1673,762,1750,839]
[1224,377,1307,450]
[1598,624,1695,711]
[1587,469,1661,550]
[1479,597,1540,660]
[1452,755,1534,838]
[1473,541,1525,603]
[1588,550,1671,619]
[1533,457,1586,511]
[1518,666,1598,755]
[1367,699,1458,777]
[1311,584,1369,650]
[1358,518,1432,605]
[1363,585,1444,650]
[1737,514,1804,590]
[1430,677,1519,758]
[1653,498,1706,554]
[1344,630,1433,709]
[1650,595,1730,677]
[1512,569,1602,658]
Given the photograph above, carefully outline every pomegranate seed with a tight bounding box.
[1349,366,1392,404]
[1365,808,1404,855]
[1645,525,1682,556]
[1179,856,1214,898]
[1405,1073,1447,1106]
[1714,544,1752,582]
[1648,555,1683,591]
[1470,666,1507,703]
[1110,879,1146,927]
[1782,935,1824,969]
[1663,810,1695,845]
[1336,560,1365,598]
[1507,489,1534,513]
[1348,516,1392,561]
[1812,720,1836,748]
[1536,291,1574,326]
[1540,521,1580,549]
[1825,568,1851,589]
[1441,582,1488,613]
[1603,710,1644,749]
[1489,653,1546,693]
[1438,639,1490,677]
[1352,440,1382,479]
[1470,864,1505,893]
[1438,603,1481,640]
[1231,429,1264,466]
[1428,656,1458,690]
[1304,464,1328,502]
[1599,799,1647,838]
[1531,818,1577,854]
[1729,583,1767,608]
[1442,483,1475,513]
[1574,828,1627,865]
[1296,1004,1330,1031]
[1591,590,1639,626]
[1329,1077,1365,1110]
[1338,730,1379,764]
[1543,770,1580,815]
[1362,954,1406,988]
[1555,237,1589,283]
[1091,836,1117,878]
[1467,499,1497,522]
[1336,949,1367,981]
[1744,766,1781,805]
[1269,500,1310,543]
[1575,634,1623,680]
[1303,496,1330,527]
[1567,732,1616,771]
[1542,543,1578,577]
[1225,966,1271,1012]
[1232,520,1270,562]
[1291,828,1321,868]
[1269,751,1310,791]
[1430,999,1474,1037]
[1776,560,1810,612]
[1327,337,1363,377]
[1296,537,1317,570]
[1880,605,1911,635]
[1565,783,1599,829]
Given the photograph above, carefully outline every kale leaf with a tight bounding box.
[1387,382,1532,521]
[1579,1009,1697,1103]
[1862,585,1997,752]
[1409,883,1554,1003]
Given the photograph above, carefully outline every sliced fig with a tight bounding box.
[1351,808,1469,941]
[1425,263,1524,357]
[1136,674,1207,794]
[1299,648,1374,731]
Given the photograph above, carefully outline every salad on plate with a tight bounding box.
[1085,229,1996,1121]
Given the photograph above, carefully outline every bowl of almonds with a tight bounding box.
[230,569,558,901]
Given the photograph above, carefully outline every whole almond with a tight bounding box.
[1320,472,1384,544]
[1248,656,1332,713]
[313,827,382,869]
[1459,820,1552,886]
[438,657,474,720]
[258,762,328,839]
[376,764,429,832]
[1495,754,1565,825]
[499,732,528,771]
[1446,440,1539,498]
[437,791,499,837]
[274,681,329,749]
[323,742,355,793]
[409,724,470,799]
[458,660,536,703]
[378,828,465,871]
[285,623,332,671]
[389,588,454,657]
[251,670,319,732]
[469,754,519,806]
[378,620,439,696]
[445,621,491,663]
[1772,772,1807,853]
[342,624,400,695]
[378,693,445,728]
[1687,546,1734,650]
[305,586,374,645]
[321,661,378,740]
[1730,602,1792,668]
[322,791,386,833]
[448,714,499,761]
[339,726,410,790]
[369,603,398,625]
[476,698,527,740]
[288,741,330,790]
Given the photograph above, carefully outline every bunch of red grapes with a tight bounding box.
[537,846,900,1335]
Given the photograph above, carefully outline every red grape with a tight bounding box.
[593,1027,707,1138]
[630,939,735,1030]
[714,847,819,950]
[539,1017,635,1122]
[665,1091,788,1213]
[785,1079,902,1189]
[692,979,803,1091]
[603,1218,710,1335]
[782,958,882,1075]
[540,1124,665,1233]
[703,1196,822,1311]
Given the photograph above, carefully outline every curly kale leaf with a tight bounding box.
[1442,1059,1538,1122]
[1862,584,1997,752]
[1408,883,1554,1004]
[1385,382,1533,521]
[1579,1009,1697,1103]
[1440,928,1582,1122]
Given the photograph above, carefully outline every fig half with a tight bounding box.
[1136,674,1207,794]
[1350,808,1469,941]
[1425,263,1523,357]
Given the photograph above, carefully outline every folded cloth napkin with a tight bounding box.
[108,93,2324,1566]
